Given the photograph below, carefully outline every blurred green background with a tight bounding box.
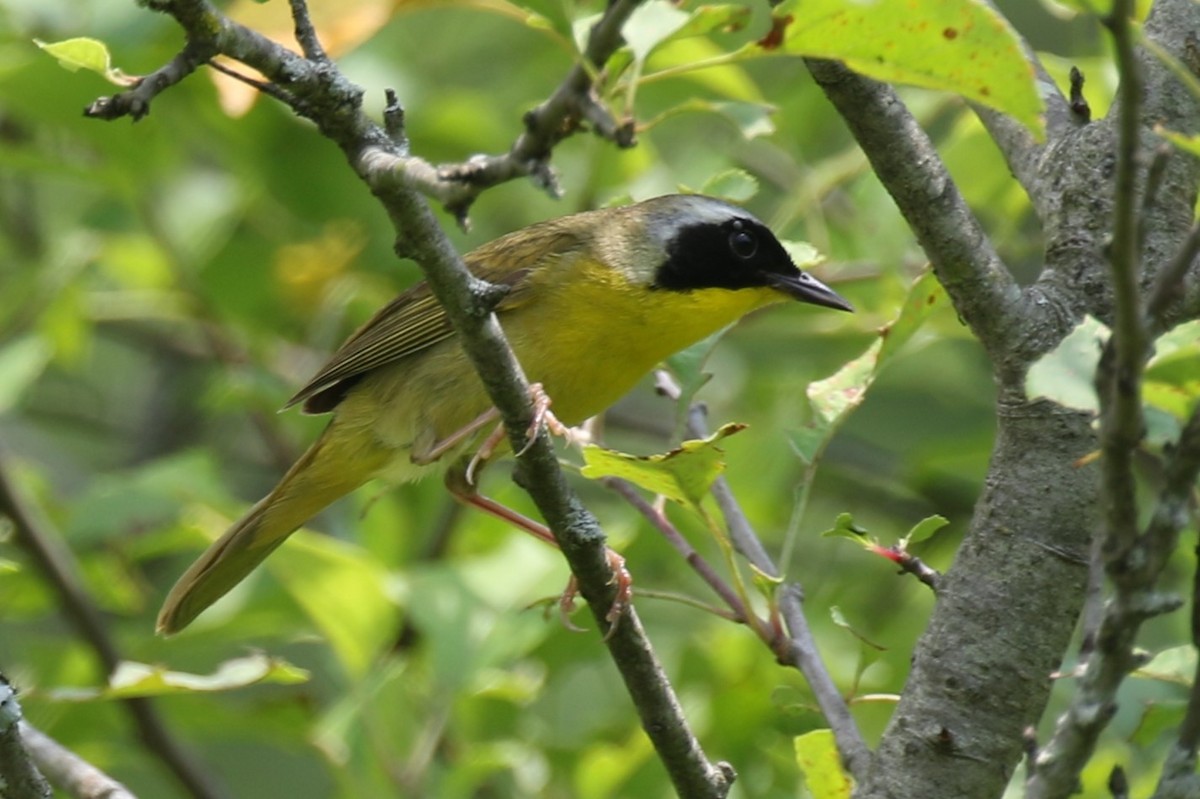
[1,1,1186,797]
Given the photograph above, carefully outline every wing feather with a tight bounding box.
[286,224,586,413]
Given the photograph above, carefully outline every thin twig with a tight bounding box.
[1149,542,1200,798]
[85,40,215,121]
[205,59,295,106]
[602,478,749,620]
[1093,0,1149,572]
[1069,66,1092,123]
[287,0,328,62]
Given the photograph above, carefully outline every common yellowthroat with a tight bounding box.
[157,194,851,634]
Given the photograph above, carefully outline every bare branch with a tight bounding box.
[287,0,328,63]
[0,681,51,799]
[803,58,1025,377]
[19,723,137,799]
[1095,0,1150,567]
[1149,549,1200,799]
[364,0,643,219]
[602,477,750,620]
[1147,222,1200,333]
[885,548,942,593]
[85,41,214,121]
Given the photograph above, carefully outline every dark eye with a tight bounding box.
[728,225,758,260]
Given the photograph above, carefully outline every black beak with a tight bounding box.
[765,271,854,312]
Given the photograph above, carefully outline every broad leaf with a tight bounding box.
[795,729,853,798]
[778,0,1043,136]
[580,423,746,506]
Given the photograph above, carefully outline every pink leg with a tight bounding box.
[411,407,501,466]
[446,470,633,634]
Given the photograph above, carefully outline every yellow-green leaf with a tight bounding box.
[34,37,137,86]
[795,729,854,799]
[777,0,1043,137]
[819,512,868,541]
[47,655,309,700]
[0,335,51,413]
[1135,646,1196,687]
[803,270,946,448]
[1025,314,1109,412]
[580,422,746,506]
[902,514,949,547]
[700,169,759,203]
[781,239,824,271]
[267,528,400,679]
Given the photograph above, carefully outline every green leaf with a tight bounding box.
[749,562,784,603]
[699,169,759,203]
[819,512,868,541]
[777,0,1044,137]
[623,1,750,63]
[267,529,400,679]
[829,605,886,651]
[1130,700,1188,747]
[795,270,946,459]
[1052,0,1113,13]
[623,1,692,62]
[642,98,777,139]
[671,4,752,41]
[781,239,824,271]
[1144,320,1200,419]
[1025,315,1109,412]
[48,655,309,700]
[877,269,950,368]
[0,335,51,414]
[1134,645,1196,686]
[580,422,747,506]
[664,333,719,421]
[901,514,949,547]
[710,101,776,138]
[34,37,137,86]
[794,729,854,799]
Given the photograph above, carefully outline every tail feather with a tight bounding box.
[157,424,387,635]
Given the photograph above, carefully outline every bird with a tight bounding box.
[156,194,853,634]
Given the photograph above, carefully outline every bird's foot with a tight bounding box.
[466,383,566,484]
[560,548,633,640]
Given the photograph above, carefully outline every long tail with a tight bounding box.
[156,422,388,635]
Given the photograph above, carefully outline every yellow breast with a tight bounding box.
[502,255,784,424]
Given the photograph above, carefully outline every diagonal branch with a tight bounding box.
[20,722,138,799]
[85,1,730,795]
[802,58,1026,379]
[0,681,51,799]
